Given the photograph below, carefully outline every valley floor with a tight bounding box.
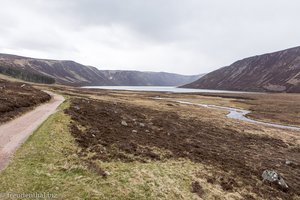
[0,85,299,200]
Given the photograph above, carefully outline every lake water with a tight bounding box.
[82,86,253,94]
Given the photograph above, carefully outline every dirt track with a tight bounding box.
[0,92,64,171]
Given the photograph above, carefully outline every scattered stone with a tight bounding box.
[139,123,145,127]
[285,160,292,165]
[121,120,128,126]
[284,159,298,168]
[191,181,204,197]
[262,170,288,191]
[145,130,150,133]
[132,130,138,133]
[103,171,111,177]
[74,106,80,110]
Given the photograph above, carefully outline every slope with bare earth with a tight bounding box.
[183,46,300,92]
[0,79,51,124]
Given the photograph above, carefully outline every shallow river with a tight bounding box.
[155,98,300,132]
[83,86,300,131]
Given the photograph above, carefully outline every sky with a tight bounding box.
[0,0,299,75]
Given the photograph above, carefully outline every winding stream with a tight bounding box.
[154,97,300,132]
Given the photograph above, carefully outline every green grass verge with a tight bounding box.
[0,99,232,200]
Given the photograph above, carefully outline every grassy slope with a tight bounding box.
[0,98,243,200]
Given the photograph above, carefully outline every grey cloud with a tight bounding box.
[0,0,300,74]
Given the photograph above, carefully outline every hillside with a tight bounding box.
[102,70,202,86]
[0,79,50,123]
[0,54,199,86]
[0,54,113,86]
[183,46,300,93]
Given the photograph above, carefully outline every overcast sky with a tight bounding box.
[0,0,299,75]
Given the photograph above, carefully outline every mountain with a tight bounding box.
[0,54,113,86]
[101,70,202,86]
[183,46,300,93]
[0,53,200,86]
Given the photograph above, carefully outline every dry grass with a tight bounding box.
[0,97,253,200]
[1,86,299,199]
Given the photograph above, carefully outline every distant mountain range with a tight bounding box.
[101,70,201,86]
[0,53,202,86]
[183,46,300,93]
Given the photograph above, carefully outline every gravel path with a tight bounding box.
[0,92,64,171]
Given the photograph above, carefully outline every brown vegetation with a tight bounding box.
[0,79,51,123]
[65,95,300,200]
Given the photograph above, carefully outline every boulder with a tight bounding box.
[262,170,288,191]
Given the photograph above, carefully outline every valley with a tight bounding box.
[0,80,298,199]
[1,1,300,199]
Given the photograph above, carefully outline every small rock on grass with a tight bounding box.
[103,171,111,177]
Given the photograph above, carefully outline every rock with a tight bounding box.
[132,130,138,133]
[103,171,111,177]
[285,160,292,165]
[21,84,26,88]
[284,159,298,168]
[121,120,128,126]
[139,123,145,127]
[262,170,288,191]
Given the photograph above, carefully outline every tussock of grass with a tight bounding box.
[0,98,250,200]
